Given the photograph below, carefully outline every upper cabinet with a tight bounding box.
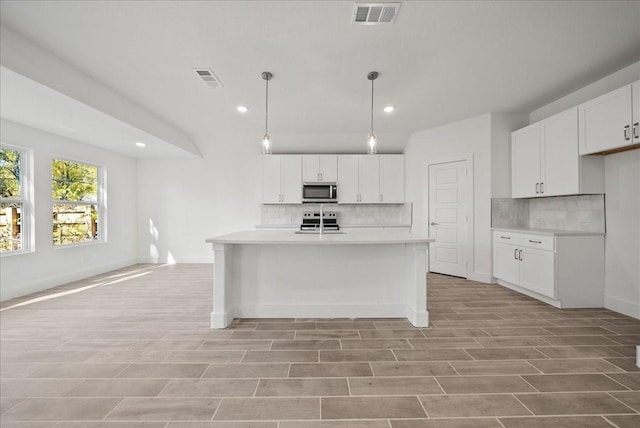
[579,81,640,155]
[302,155,338,183]
[337,155,404,204]
[379,155,405,203]
[511,107,604,198]
[262,155,302,204]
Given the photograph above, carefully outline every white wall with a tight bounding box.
[0,119,138,301]
[405,113,527,283]
[604,150,640,318]
[405,114,492,282]
[136,140,262,263]
[529,62,640,122]
[490,114,529,198]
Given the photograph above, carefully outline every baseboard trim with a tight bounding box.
[468,272,492,284]
[604,295,640,320]
[497,279,562,308]
[137,257,212,264]
[0,258,137,302]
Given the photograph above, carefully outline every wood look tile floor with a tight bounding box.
[1,263,639,427]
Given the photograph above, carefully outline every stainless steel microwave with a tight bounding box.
[302,183,338,203]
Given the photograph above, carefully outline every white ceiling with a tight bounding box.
[1,0,639,155]
[0,67,197,158]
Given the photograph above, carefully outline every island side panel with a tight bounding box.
[228,243,413,320]
[211,243,234,328]
[405,242,429,327]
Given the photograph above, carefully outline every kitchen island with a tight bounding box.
[206,229,433,328]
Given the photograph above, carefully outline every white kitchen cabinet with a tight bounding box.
[302,155,337,183]
[579,81,640,155]
[379,155,405,203]
[511,107,603,198]
[493,240,521,285]
[262,155,302,204]
[337,155,379,203]
[492,229,604,308]
[512,123,542,198]
[358,155,380,203]
[337,155,359,203]
[337,155,404,204]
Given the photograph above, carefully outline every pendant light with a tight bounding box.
[367,71,379,154]
[262,71,273,154]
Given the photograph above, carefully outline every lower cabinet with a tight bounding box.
[493,229,604,308]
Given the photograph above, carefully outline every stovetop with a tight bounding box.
[300,211,340,231]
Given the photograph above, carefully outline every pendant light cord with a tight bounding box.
[370,77,374,134]
[265,77,269,135]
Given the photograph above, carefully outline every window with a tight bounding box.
[52,159,104,246]
[0,145,32,254]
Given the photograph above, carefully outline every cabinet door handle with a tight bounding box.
[380,194,383,202]
[540,182,544,194]
[528,239,542,244]
[519,249,523,261]
[430,222,438,226]
[514,249,518,260]
[624,125,631,141]
[535,183,540,194]
[500,236,511,240]
[633,122,639,139]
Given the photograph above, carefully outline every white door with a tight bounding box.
[428,161,467,277]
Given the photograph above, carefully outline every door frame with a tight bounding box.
[425,154,474,279]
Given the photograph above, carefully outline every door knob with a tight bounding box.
[430,222,438,226]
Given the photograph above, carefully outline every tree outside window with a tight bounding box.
[52,159,103,246]
[1,147,27,253]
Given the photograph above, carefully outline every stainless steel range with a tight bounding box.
[300,210,339,232]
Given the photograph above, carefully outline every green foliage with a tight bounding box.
[52,160,99,245]
[52,160,97,201]
[0,148,21,198]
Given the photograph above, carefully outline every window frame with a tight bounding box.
[51,156,107,248]
[0,143,34,256]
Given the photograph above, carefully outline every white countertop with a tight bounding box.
[492,227,605,236]
[255,224,412,229]
[207,229,433,245]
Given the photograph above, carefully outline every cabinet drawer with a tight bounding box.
[520,234,554,251]
[494,231,521,245]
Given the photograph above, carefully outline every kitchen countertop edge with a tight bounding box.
[207,229,433,245]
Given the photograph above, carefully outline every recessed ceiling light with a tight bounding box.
[236,106,248,113]
[383,105,395,113]
[135,142,146,148]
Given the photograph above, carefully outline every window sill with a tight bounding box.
[0,248,35,258]
[53,239,105,250]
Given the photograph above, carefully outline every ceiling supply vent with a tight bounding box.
[352,2,401,25]
[193,68,223,88]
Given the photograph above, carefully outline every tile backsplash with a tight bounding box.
[492,195,605,233]
[261,203,412,227]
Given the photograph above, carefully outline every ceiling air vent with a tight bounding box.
[193,68,223,88]
[352,2,401,25]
